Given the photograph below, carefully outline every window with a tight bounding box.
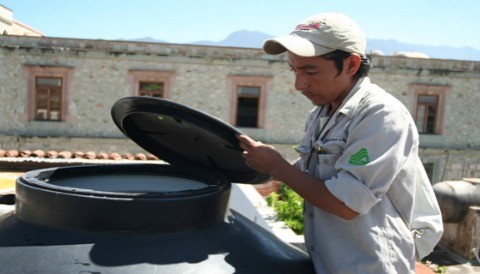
[423,162,435,182]
[416,95,438,134]
[23,65,73,122]
[139,82,164,97]
[236,86,260,127]
[228,75,271,128]
[128,70,173,98]
[35,77,62,121]
[409,84,450,135]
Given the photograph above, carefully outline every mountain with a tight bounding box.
[131,30,480,61]
[132,36,167,43]
[367,39,480,61]
[191,30,270,48]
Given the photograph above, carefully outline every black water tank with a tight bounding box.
[0,164,314,273]
[0,97,315,273]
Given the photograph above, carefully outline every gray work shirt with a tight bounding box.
[295,77,417,274]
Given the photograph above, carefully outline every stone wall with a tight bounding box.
[1,35,480,183]
[369,57,480,149]
[0,36,309,143]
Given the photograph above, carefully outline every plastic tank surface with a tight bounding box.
[0,164,314,273]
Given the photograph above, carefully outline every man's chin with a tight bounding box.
[310,99,326,106]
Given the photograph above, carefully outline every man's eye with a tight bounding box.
[306,71,318,75]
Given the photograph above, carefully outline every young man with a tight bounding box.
[237,12,433,273]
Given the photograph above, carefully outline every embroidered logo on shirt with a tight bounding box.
[348,148,370,166]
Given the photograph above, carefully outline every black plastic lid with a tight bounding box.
[111,96,271,184]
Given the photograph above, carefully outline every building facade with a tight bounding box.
[0,35,479,183]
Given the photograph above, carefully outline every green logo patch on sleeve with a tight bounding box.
[348,148,370,166]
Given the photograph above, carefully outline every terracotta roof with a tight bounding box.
[0,149,158,161]
[0,149,162,171]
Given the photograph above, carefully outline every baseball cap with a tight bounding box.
[263,12,366,57]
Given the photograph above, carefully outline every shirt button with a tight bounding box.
[310,245,315,251]
[308,212,314,218]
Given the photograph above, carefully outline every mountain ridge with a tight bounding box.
[129,30,480,61]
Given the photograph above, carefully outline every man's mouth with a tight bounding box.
[303,92,317,99]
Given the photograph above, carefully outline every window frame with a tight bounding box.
[23,65,73,122]
[228,75,271,128]
[409,84,450,135]
[415,94,439,134]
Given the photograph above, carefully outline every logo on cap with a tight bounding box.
[295,22,323,31]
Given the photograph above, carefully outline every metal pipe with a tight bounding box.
[433,180,480,223]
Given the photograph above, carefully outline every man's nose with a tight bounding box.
[294,74,309,91]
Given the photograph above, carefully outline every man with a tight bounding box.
[237,12,430,273]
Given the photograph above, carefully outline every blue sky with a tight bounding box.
[2,0,478,49]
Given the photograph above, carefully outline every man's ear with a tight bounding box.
[345,54,362,76]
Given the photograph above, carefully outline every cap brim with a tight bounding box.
[263,35,334,57]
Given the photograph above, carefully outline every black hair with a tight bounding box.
[321,50,372,79]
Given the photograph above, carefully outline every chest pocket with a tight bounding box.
[314,138,346,180]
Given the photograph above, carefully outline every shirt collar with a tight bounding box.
[338,77,371,118]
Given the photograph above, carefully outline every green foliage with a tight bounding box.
[266,183,304,234]
[423,261,447,273]
[435,266,447,273]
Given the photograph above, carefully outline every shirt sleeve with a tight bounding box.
[324,99,418,215]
